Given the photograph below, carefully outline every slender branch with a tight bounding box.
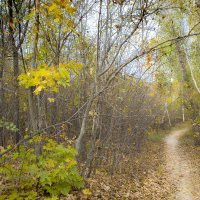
[0,101,88,157]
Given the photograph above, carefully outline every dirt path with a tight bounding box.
[165,128,200,200]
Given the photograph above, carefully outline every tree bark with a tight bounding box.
[75,93,94,154]
[28,0,41,155]
[8,0,20,145]
[184,47,200,94]
[0,11,5,146]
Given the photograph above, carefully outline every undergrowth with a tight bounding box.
[147,129,167,143]
[0,137,84,200]
[180,128,196,146]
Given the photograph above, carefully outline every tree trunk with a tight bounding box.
[12,47,20,144]
[8,0,20,145]
[75,93,94,154]
[184,47,200,94]
[28,0,41,155]
[0,2,5,146]
[0,18,5,146]
[175,41,198,119]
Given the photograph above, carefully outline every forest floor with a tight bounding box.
[1,124,199,199]
[66,124,200,200]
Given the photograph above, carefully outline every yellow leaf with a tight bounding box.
[48,98,55,103]
[166,97,171,104]
[89,111,97,116]
[54,18,60,23]
[63,27,71,33]
[67,19,74,27]
[34,85,43,95]
[25,9,35,20]
[149,92,154,97]
[65,6,77,13]
[48,3,57,12]
[82,188,92,196]
[10,22,14,29]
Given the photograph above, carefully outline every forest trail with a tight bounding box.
[165,128,200,200]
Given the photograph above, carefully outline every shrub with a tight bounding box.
[0,138,84,200]
[147,130,165,143]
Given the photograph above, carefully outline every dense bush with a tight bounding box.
[0,138,84,200]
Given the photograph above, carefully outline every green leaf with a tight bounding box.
[8,190,19,200]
